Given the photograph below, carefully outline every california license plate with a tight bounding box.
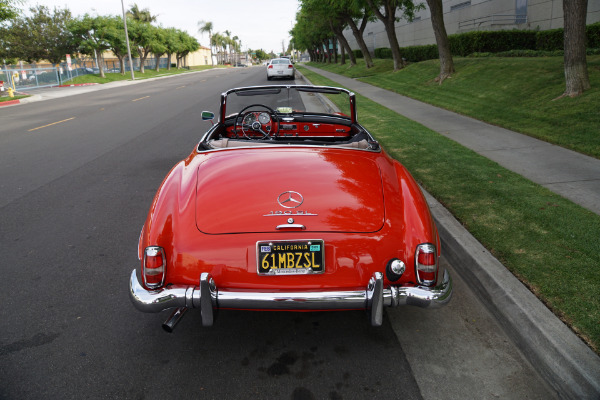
[257,240,324,275]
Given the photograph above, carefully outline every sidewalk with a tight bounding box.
[302,65,600,216]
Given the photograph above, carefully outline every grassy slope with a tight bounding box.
[297,65,600,353]
[307,56,600,159]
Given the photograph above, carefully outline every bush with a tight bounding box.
[372,23,600,60]
[448,30,537,56]
[353,49,363,59]
[374,47,393,59]
[535,28,564,51]
[402,44,439,62]
[588,22,600,48]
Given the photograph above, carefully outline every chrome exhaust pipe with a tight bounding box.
[162,307,187,333]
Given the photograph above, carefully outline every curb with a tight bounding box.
[0,99,20,106]
[57,83,99,87]
[424,190,600,399]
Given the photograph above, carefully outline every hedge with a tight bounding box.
[374,22,600,61]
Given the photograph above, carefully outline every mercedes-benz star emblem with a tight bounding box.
[277,191,304,209]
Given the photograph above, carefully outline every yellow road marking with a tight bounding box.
[28,117,76,132]
[132,96,150,102]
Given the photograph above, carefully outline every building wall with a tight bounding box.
[185,47,212,66]
[344,0,600,52]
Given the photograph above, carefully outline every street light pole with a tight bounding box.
[120,0,135,80]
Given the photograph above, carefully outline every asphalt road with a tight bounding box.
[0,67,556,399]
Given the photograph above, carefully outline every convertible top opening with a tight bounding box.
[200,85,371,151]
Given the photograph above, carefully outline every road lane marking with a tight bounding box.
[132,96,150,102]
[28,117,76,132]
[176,85,185,89]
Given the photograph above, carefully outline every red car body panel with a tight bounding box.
[138,146,439,295]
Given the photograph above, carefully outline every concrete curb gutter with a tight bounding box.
[424,190,600,399]
[0,99,20,106]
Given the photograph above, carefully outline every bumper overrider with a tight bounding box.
[129,268,452,330]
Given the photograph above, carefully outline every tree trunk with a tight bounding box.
[426,0,454,83]
[117,55,124,75]
[366,0,404,70]
[97,53,106,79]
[155,54,161,72]
[340,41,346,65]
[330,21,356,66]
[562,0,590,97]
[383,19,404,71]
[333,37,338,64]
[346,17,374,68]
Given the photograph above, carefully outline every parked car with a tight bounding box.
[267,58,295,80]
[129,85,452,331]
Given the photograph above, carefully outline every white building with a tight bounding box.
[344,0,600,53]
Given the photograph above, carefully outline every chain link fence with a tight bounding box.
[1,57,171,95]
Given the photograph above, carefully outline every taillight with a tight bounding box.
[415,243,438,286]
[143,246,166,289]
[288,64,293,68]
[268,65,273,69]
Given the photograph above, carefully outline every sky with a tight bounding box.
[20,0,301,54]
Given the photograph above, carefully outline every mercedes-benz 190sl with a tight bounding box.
[129,85,452,331]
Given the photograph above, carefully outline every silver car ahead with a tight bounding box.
[267,58,295,80]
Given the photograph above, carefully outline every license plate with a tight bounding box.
[277,71,283,74]
[257,240,324,275]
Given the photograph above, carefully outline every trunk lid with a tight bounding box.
[195,149,386,234]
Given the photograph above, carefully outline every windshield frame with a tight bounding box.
[219,85,357,124]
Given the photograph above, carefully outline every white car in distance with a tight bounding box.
[267,58,295,80]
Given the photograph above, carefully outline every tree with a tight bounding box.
[425,0,454,82]
[174,30,199,68]
[198,20,214,65]
[127,19,156,73]
[0,0,22,23]
[3,5,76,65]
[299,0,356,66]
[561,0,590,97]
[69,14,113,78]
[150,27,167,72]
[103,16,130,75]
[163,27,181,70]
[328,0,376,68]
[365,0,421,71]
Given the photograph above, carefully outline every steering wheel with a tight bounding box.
[233,104,279,140]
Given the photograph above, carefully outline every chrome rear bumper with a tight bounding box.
[129,269,452,327]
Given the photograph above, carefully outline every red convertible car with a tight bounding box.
[129,85,452,331]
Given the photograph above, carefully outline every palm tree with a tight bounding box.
[224,30,231,63]
[232,35,239,64]
[197,20,214,65]
[127,3,157,23]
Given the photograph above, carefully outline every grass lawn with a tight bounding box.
[297,65,600,354]
[67,65,219,85]
[306,56,600,159]
[0,94,29,102]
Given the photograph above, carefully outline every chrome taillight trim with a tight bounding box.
[415,243,438,286]
[143,246,166,289]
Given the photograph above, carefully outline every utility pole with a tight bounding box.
[120,0,135,80]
